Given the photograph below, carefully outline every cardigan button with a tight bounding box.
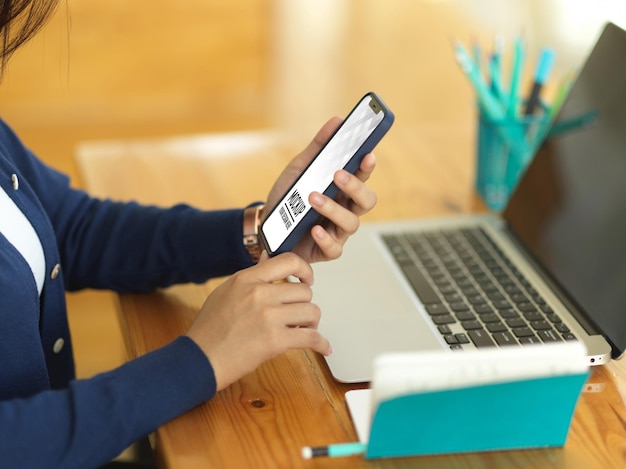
[53,338,65,354]
[50,263,61,280]
[11,173,19,190]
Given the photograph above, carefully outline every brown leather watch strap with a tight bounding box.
[243,204,265,263]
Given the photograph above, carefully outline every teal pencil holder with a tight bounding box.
[475,110,547,211]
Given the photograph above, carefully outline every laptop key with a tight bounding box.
[473,303,494,315]
[439,284,457,294]
[444,292,463,303]
[493,299,513,310]
[432,314,456,325]
[455,333,470,344]
[523,311,544,322]
[486,291,505,301]
[425,303,449,316]
[456,311,476,321]
[512,327,536,338]
[459,286,480,297]
[467,294,486,305]
[530,320,553,331]
[519,336,542,345]
[499,308,519,319]
[555,323,571,333]
[480,313,501,323]
[532,294,547,305]
[518,301,539,312]
[450,302,470,312]
[486,322,508,333]
[462,320,483,330]
[546,312,562,323]
[538,329,562,342]
[493,331,518,346]
[506,318,527,328]
[399,264,440,304]
[444,335,459,345]
[468,329,496,347]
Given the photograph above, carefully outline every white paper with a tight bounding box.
[345,341,589,442]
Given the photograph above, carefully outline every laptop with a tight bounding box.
[312,22,626,383]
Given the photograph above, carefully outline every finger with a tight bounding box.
[282,302,322,329]
[253,252,315,285]
[275,304,332,356]
[311,116,343,149]
[287,327,333,356]
[298,116,343,162]
[310,224,343,260]
[309,191,360,236]
[333,169,378,216]
[270,281,314,305]
[353,152,377,182]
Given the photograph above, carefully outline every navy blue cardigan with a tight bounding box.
[0,118,255,468]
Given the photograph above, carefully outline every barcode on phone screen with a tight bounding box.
[279,189,306,230]
[279,206,291,230]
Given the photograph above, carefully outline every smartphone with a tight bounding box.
[260,91,394,256]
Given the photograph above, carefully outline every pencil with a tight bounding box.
[301,442,367,459]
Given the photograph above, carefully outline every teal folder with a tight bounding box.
[345,343,590,460]
[365,372,589,459]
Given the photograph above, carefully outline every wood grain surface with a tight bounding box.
[77,122,626,469]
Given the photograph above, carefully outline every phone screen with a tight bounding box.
[261,94,387,253]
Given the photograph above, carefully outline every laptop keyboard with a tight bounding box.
[382,227,577,350]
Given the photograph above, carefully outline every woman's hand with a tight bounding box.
[265,116,378,263]
[186,252,331,391]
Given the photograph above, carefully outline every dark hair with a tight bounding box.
[1,0,59,71]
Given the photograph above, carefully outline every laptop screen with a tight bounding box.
[503,22,626,358]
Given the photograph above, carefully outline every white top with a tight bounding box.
[0,184,45,295]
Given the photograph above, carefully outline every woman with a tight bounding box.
[0,1,378,467]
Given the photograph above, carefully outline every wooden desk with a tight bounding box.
[76,121,626,469]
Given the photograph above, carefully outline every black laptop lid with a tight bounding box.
[503,22,626,358]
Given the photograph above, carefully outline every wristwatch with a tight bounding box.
[243,204,265,263]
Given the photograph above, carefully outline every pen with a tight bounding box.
[524,48,555,115]
[507,36,525,118]
[530,70,575,152]
[301,442,367,459]
[489,35,507,104]
[452,39,505,121]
